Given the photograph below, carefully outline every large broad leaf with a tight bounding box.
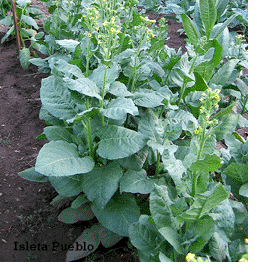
[49,175,83,197]
[97,125,148,160]
[108,81,133,97]
[178,183,229,222]
[35,140,94,176]
[99,225,123,248]
[53,59,84,78]
[133,90,164,108]
[191,154,222,174]
[200,0,217,39]
[21,14,38,29]
[158,227,184,254]
[66,224,101,261]
[120,169,156,194]
[82,162,123,210]
[224,163,248,183]
[100,97,138,120]
[91,192,140,237]
[209,232,230,261]
[43,126,73,143]
[210,59,239,86]
[58,203,95,224]
[40,75,85,120]
[129,215,163,255]
[162,148,186,189]
[183,215,215,253]
[64,77,102,100]
[56,39,80,53]
[150,184,181,230]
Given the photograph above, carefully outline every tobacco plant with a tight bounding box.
[19,0,248,262]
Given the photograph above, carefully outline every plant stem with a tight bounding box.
[155,150,161,178]
[241,95,248,115]
[82,119,94,159]
[99,66,108,125]
[191,120,206,196]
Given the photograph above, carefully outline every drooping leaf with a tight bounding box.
[35,140,94,176]
[49,175,83,197]
[99,225,123,248]
[108,81,133,97]
[58,203,95,224]
[97,125,148,160]
[21,14,38,29]
[91,192,140,237]
[239,184,248,198]
[82,162,123,210]
[18,167,48,182]
[209,232,230,261]
[133,90,164,108]
[64,77,102,100]
[71,194,88,209]
[19,47,31,69]
[53,59,84,78]
[66,224,101,261]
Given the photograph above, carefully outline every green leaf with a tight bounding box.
[239,184,248,198]
[216,0,229,20]
[209,232,230,261]
[215,113,239,141]
[82,162,123,210]
[100,97,138,120]
[66,108,99,124]
[120,169,156,194]
[71,195,88,209]
[58,203,95,224]
[133,90,164,108]
[159,252,173,262]
[210,59,239,86]
[21,14,38,29]
[49,175,83,197]
[66,224,101,261]
[35,140,94,176]
[194,39,223,82]
[184,216,215,253]
[99,225,123,248]
[158,227,184,254]
[129,215,163,254]
[178,183,229,221]
[91,192,140,237]
[40,76,85,120]
[118,146,149,171]
[19,48,31,69]
[162,148,186,187]
[224,163,248,183]
[97,125,148,160]
[43,126,73,142]
[181,14,200,46]
[18,167,48,182]
[53,59,84,78]
[64,78,102,100]
[108,81,133,97]
[191,154,222,174]
[150,184,181,229]
[1,25,14,44]
[200,0,217,39]
[56,39,80,53]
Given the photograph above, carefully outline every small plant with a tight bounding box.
[0,0,45,68]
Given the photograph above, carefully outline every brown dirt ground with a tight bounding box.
[0,1,247,262]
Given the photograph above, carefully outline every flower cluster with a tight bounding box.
[194,88,220,135]
[186,253,209,262]
[238,238,248,262]
[235,34,246,44]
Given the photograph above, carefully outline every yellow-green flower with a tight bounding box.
[186,253,196,262]
[194,129,200,135]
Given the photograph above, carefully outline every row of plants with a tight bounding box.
[1,0,248,261]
